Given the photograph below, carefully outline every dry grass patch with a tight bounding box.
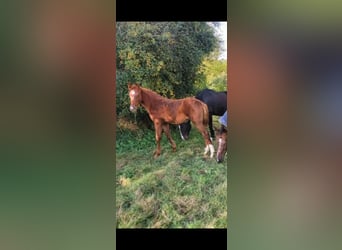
[174,196,199,215]
[137,195,160,215]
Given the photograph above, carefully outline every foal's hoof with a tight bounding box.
[153,152,161,158]
[204,144,215,158]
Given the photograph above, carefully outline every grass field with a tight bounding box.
[115,118,228,228]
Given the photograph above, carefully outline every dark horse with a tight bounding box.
[179,89,227,140]
[216,110,228,163]
[128,83,215,158]
[216,125,227,163]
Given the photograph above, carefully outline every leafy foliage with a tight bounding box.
[116,22,219,120]
[195,53,227,92]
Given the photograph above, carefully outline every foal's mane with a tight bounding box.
[140,86,177,104]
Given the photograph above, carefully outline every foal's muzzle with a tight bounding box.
[129,105,137,112]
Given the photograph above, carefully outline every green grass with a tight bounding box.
[116,120,227,228]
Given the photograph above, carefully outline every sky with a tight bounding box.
[217,22,227,60]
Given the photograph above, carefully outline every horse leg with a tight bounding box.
[153,120,163,158]
[162,123,176,152]
[193,122,215,158]
[209,113,215,141]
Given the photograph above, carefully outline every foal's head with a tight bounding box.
[216,125,227,163]
[128,83,142,112]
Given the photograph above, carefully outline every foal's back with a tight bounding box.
[152,97,204,125]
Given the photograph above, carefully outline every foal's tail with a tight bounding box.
[201,102,209,126]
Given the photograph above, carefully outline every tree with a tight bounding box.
[195,54,227,92]
[116,22,218,120]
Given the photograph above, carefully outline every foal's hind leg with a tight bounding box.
[162,123,176,152]
[193,122,215,158]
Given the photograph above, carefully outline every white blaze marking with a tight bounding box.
[129,90,137,101]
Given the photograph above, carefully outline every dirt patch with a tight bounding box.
[117,118,140,131]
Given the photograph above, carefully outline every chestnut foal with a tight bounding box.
[128,83,214,158]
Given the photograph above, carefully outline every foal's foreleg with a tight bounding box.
[153,120,163,158]
[162,123,176,152]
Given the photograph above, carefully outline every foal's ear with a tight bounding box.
[128,83,132,89]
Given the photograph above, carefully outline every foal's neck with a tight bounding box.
[140,87,165,113]
[140,88,155,112]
